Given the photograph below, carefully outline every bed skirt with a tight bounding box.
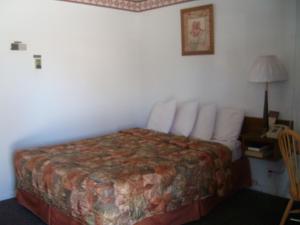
[16,157,251,225]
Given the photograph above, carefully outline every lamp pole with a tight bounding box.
[263,82,269,130]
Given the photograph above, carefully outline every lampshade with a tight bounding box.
[249,55,288,83]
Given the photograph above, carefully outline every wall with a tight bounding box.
[139,0,296,197]
[0,0,142,201]
[295,1,300,131]
[139,0,295,119]
[0,0,297,201]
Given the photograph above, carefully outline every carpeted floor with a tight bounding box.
[0,189,298,225]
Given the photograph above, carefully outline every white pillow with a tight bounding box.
[147,99,176,133]
[213,107,244,141]
[190,104,217,140]
[171,101,198,137]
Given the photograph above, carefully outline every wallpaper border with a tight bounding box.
[59,0,194,12]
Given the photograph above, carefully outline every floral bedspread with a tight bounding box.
[14,128,232,225]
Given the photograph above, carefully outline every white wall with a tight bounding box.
[139,0,295,120]
[0,0,142,201]
[295,1,300,131]
[139,0,297,197]
[0,0,297,200]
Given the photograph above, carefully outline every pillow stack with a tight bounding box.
[147,100,244,142]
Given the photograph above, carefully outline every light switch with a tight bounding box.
[33,55,42,69]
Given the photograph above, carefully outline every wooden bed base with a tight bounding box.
[17,157,251,225]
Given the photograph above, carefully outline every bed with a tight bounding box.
[14,128,251,225]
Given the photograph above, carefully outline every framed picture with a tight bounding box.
[181,4,214,55]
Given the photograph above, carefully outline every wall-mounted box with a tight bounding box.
[11,41,27,51]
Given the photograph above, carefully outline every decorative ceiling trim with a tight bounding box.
[59,0,194,12]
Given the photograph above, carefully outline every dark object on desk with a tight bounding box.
[241,116,293,134]
[245,148,272,158]
[247,143,271,151]
[245,143,272,158]
[245,142,272,158]
[269,111,280,127]
[242,133,280,160]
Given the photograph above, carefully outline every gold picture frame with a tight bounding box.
[181,4,214,55]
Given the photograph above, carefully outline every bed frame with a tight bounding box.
[17,157,251,225]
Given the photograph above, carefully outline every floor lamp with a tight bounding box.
[249,55,288,130]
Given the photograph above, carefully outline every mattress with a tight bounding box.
[15,128,233,225]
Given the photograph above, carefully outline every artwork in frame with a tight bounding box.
[181,4,214,55]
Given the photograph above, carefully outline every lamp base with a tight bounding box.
[263,83,269,130]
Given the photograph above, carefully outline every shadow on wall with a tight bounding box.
[10,120,137,152]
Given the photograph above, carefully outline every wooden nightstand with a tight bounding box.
[242,133,280,160]
[240,117,293,161]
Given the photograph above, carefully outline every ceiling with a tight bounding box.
[60,0,194,12]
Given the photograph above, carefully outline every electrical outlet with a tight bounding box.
[267,170,273,178]
[252,179,259,186]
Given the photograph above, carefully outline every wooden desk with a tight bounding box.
[241,117,293,161]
